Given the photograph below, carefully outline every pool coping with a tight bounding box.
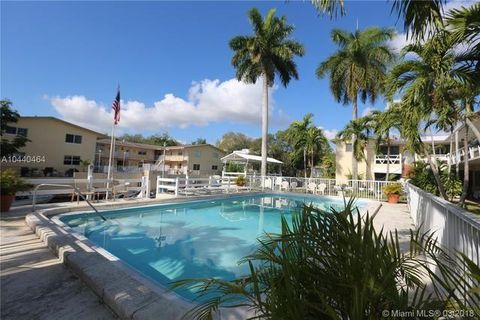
[25,192,380,319]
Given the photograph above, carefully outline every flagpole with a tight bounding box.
[106,122,116,199]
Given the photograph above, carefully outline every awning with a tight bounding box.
[221,151,283,164]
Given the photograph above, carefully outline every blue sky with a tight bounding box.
[0,1,441,144]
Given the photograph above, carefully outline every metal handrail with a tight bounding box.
[32,183,106,221]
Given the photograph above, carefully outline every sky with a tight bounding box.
[1,0,476,145]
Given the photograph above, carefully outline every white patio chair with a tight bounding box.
[317,183,327,195]
[308,182,317,194]
[290,181,298,191]
[280,181,289,191]
[263,178,272,189]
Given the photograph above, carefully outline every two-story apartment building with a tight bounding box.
[95,139,160,169]
[155,144,225,176]
[334,135,451,182]
[2,117,106,176]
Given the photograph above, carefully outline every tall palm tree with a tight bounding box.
[316,27,395,180]
[286,113,313,178]
[367,107,402,181]
[305,126,328,178]
[230,8,304,177]
[336,118,372,180]
[385,33,476,200]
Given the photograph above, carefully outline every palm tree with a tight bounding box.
[368,107,402,181]
[286,114,313,178]
[336,118,372,180]
[385,33,476,200]
[391,0,445,41]
[446,3,480,69]
[229,8,304,177]
[316,27,395,180]
[305,126,328,178]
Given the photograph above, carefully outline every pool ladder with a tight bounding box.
[31,184,107,221]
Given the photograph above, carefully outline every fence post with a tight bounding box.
[175,177,179,197]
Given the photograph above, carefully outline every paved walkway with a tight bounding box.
[372,202,414,251]
[0,205,116,320]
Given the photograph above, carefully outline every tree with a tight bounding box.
[316,27,395,180]
[191,138,207,145]
[229,8,304,177]
[217,132,251,154]
[367,107,402,181]
[385,33,476,200]
[286,114,313,178]
[305,126,328,178]
[336,118,373,179]
[117,132,179,146]
[1,99,29,157]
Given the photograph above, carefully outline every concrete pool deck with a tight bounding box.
[1,197,413,319]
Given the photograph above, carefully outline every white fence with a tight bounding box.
[18,176,149,199]
[157,174,390,201]
[156,176,237,197]
[247,176,389,201]
[406,182,480,265]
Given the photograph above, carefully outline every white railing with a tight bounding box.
[156,176,237,197]
[405,182,480,265]
[246,176,390,201]
[18,177,148,199]
[375,155,401,164]
[448,145,480,165]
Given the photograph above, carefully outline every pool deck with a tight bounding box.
[0,204,117,320]
[1,197,413,319]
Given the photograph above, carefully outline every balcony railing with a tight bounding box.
[446,146,480,165]
[374,155,401,165]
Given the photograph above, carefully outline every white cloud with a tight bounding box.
[388,32,413,54]
[444,0,479,13]
[320,127,338,140]
[50,78,287,134]
[362,107,376,117]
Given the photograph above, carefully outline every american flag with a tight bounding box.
[112,88,120,125]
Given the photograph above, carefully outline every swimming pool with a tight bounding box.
[59,193,366,300]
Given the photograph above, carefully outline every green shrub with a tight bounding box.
[172,200,480,319]
[382,182,403,196]
[235,175,246,186]
[409,161,462,201]
[0,169,31,196]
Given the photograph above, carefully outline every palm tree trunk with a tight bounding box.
[385,135,390,182]
[351,98,358,180]
[261,75,269,177]
[465,118,480,143]
[429,127,436,156]
[459,123,470,206]
[448,131,453,175]
[310,149,314,178]
[426,152,448,200]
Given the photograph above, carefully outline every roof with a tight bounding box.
[96,138,161,150]
[20,116,107,137]
[96,139,225,153]
[221,151,283,164]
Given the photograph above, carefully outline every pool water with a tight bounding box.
[60,193,363,300]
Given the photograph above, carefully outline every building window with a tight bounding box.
[193,164,200,170]
[64,155,81,165]
[177,151,183,156]
[5,126,28,136]
[138,151,147,155]
[65,134,82,144]
[194,151,201,158]
[345,143,353,152]
[212,165,218,170]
